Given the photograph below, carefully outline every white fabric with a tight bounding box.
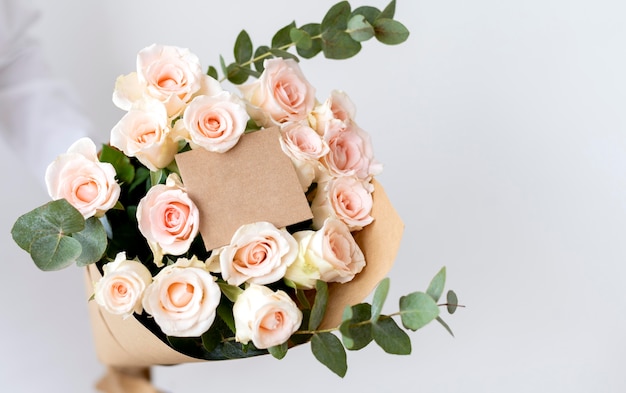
[0,0,93,183]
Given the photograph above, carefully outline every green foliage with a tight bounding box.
[372,316,411,355]
[309,280,329,331]
[208,0,409,83]
[370,276,389,322]
[311,332,347,377]
[399,291,439,331]
[269,342,288,360]
[426,266,446,302]
[11,199,106,271]
[447,290,459,314]
[340,303,373,350]
[99,144,135,185]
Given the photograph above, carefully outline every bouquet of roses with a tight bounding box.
[11,0,460,382]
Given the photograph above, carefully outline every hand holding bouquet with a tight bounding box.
[11,0,461,380]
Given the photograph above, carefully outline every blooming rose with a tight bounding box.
[142,256,221,337]
[321,120,382,181]
[311,176,374,231]
[93,252,152,318]
[233,284,302,349]
[113,44,206,117]
[285,218,365,289]
[279,122,329,191]
[309,90,357,135]
[239,58,316,127]
[45,137,120,219]
[220,222,298,286]
[137,173,199,267]
[110,99,178,171]
[175,91,249,153]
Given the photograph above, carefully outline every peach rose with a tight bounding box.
[176,91,249,153]
[142,256,221,337]
[219,222,298,286]
[136,173,199,267]
[311,176,374,231]
[233,284,302,349]
[110,99,178,171]
[113,44,205,117]
[279,122,329,191]
[285,218,365,289]
[322,120,382,181]
[45,137,120,219]
[309,90,357,135]
[93,252,152,318]
[239,58,316,127]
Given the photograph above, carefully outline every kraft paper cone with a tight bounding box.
[85,180,403,368]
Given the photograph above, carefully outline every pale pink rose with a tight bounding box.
[110,99,178,171]
[279,122,329,191]
[142,256,221,337]
[285,218,365,288]
[311,176,374,231]
[94,252,152,318]
[239,58,316,127]
[137,174,199,267]
[45,137,120,219]
[113,44,204,117]
[220,222,298,286]
[322,120,383,180]
[179,91,249,153]
[309,90,356,135]
[233,284,302,349]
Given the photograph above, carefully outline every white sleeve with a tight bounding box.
[0,0,95,182]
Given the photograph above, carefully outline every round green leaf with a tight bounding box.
[72,217,107,266]
[373,18,410,45]
[347,14,375,42]
[321,1,351,31]
[351,6,381,25]
[296,23,322,59]
[30,234,82,271]
[290,28,312,50]
[372,317,411,355]
[321,29,361,59]
[311,333,347,378]
[399,291,440,331]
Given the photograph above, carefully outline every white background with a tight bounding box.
[2,0,625,392]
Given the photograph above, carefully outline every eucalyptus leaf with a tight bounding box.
[269,48,299,61]
[380,0,396,20]
[207,65,218,80]
[30,234,82,271]
[253,46,272,72]
[99,144,134,185]
[351,6,381,25]
[234,29,253,63]
[290,28,313,50]
[399,291,439,331]
[268,342,288,360]
[370,277,390,322]
[311,333,347,378]
[447,290,459,314]
[436,316,455,337]
[271,21,296,48]
[72,217,107,266]
[321,1,351,31]
[372,317,411,355]
[201,326,221,352]
[296,23,322,59]
[426,266,446,302]
[340,303,372,350]
[373,18,410,45]
[347,14,375,42]
[321,29,361,59]
[309,280,328,331]
[226,63,250,85]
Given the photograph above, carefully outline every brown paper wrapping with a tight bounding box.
[86,180,403,390]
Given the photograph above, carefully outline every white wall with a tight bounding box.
[2,0,625,392]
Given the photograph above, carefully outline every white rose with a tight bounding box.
[93,252,152,318]
[279,122,329,191]
[142,256,221,337]
[311,176,374,231]
[45,137,120,219]
[220,222,298,286]
[285,218,365,289]
[233,284,302,349]
[177,91,249,153]
[113,44,204,117]
[110,99,178,171]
